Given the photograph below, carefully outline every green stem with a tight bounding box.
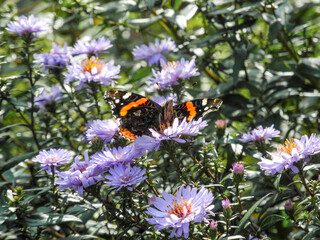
[24,35,40,150]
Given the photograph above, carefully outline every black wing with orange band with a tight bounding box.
[104,90,161,140]
[173,98,223,121]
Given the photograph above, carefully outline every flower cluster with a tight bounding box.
[55,151,102,195]
[150,58,200,90]
[240,125,280,143]
[258,134,320,175]
[132,38,176,66]
[6,14,48,36]
[34,42,71,71]
[146,186,214,238]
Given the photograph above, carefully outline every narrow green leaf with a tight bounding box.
[268,21,282,42]
[22,213,82,227]
[0,152,38,174]
[302,227,320,240]
[173,0,183,10]
[7,98,28,107]
[130,67,152,83]
[64,235,100,240]
[235,193,272,234]
[259,214,285,232]
[233,47,247,84]
[0,123,29,132]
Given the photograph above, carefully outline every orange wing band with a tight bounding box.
[186,102,197,121]
[119,98,148,116]
[119,128,136,140]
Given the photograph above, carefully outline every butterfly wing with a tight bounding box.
[173,98,223,121]
[104,90,161,139]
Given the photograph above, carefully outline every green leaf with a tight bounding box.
[7,98,28,107]
[297,57,320,78]
[235,193,272,234]
[63,235,100,240]
[0,123,29,132]
[233,47,247,84]
[259,214,285,232]
[268,21,282,42]
[22,213,82,227]
[0,152,38,174]
[130,67,152,83]
[173,0,183,10]
[302,227,320,240]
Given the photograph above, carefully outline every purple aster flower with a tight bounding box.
[149,117,208,143]
[294,133,320,159]
[33,148,73,173]
[64,56,120,89]
[104,164,146,191]
[91,146,137,174]
[150,58,200,90]
[258,139,302,174]
[132,38,176,66]
[259,135,320,175]
[152,93,178,106]
[6,15,48,36]
[35,86,63,110]
[55,150,102,195]
[85,119,119,143]
[146,186,214,239]
[34,42,71,71]
[72,37,112,57]
[133,135,161,154]
[240,124,280,143]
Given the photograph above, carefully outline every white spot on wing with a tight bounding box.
[202,98,208,106]
[122,92,132,99]
[115,99,120,103]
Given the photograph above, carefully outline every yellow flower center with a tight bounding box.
[46,156,59,163]
[113,153,123,160]
[82,57,105,74]
[276,139,298,156]
[166,197,193,218]
[164,61,179,70]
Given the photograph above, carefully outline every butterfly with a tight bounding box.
[104,90,223,140]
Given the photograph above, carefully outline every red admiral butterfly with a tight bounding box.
[104,90,223,140]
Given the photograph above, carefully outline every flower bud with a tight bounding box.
[91,136,104,152]
[285,200,294,217]
[222,199,233,219]
[231,163,244,183]
[215,120,226,139]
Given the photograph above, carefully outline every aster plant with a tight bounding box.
[3,2,320,240]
